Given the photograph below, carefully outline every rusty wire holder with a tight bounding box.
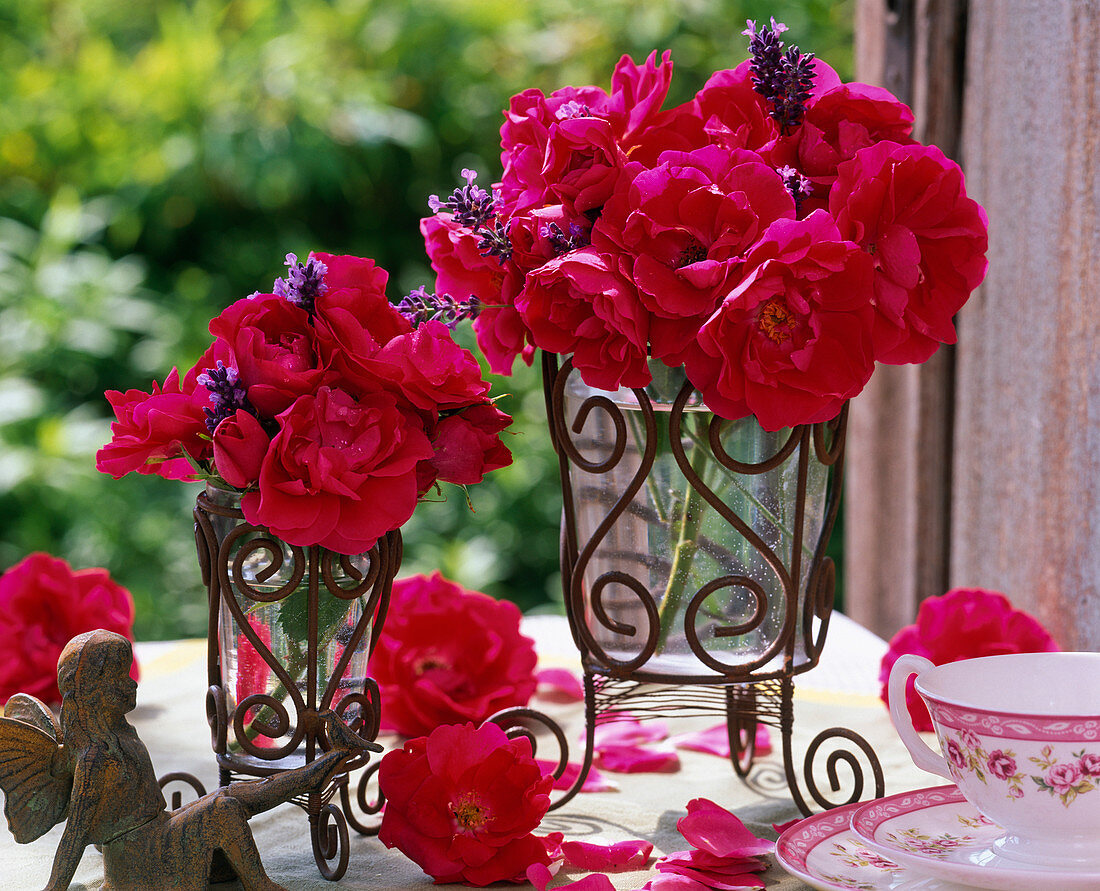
[194,491,399,880]
[491,353,883,816]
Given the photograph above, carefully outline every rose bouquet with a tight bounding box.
[420,19,988,429]
[96,251,512,746]
[418,20,989,662]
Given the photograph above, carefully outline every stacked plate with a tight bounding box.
[775,783,1100,890]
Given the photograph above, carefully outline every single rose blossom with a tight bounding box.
[945,738,967,772]
[1009,786,1024,799]
[1047,762,1084,795]
[369,572,537,737]
[879,588,1060,732]
[208,293,323,416]
[831,141,989,364]
[986,750,1017,781]
[373,320,490,412]
[96,367,210,481]
[377,722,554,886]
[959,729,981,750]
[1079,753,1100,777]
[212,409,270,489]
[0,553,137,706]
[243,387,433,554]
[428,402,513,487]
[684,211,876,430]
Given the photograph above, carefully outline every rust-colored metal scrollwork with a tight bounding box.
[340,760,384,836]
[311,801,351,880]
[488,704,592,811]
[234,693,300,760]
[786,726,885,815]
[158,772,207,810]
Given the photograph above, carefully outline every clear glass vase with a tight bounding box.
[558,360,835,678]
[199,486,384,765]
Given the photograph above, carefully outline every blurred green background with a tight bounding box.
[0,0,852,640]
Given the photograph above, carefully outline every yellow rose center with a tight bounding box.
[759,298,795,344]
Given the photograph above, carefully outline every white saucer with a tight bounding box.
[849,784,1100,891]
[774,801,975,890]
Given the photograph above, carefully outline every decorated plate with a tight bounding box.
[774,801,972,890]
[849,784,1100,891]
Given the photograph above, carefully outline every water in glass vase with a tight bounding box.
[562,363,830,678]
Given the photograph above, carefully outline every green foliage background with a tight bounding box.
[0,0,852,640]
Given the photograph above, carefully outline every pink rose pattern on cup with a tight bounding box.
[939,729,1100,807]
[883,827,976,858]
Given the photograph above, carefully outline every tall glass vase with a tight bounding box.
[487,353,883,816]
[194,486,401,879]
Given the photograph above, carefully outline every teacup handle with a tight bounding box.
[887,654,952,779]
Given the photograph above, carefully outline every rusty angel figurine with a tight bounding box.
[0,629,372,890]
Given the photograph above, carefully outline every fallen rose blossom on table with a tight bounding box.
[369,571,538,737]
[879,587,1059,731]
[377,722,556,886]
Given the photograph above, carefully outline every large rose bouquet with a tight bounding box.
[420,20,988,431]
[96,252,511,554]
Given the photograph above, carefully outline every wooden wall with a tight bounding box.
[846,0,1100,648]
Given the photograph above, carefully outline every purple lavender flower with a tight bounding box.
[273,252,328,315]
[744,18,816,134]
[476,219,513,265]
[541,221,590,255]
[777,165,814,212]
[196,361,253,433]
[428,168,496,229]
[397,286,481,328]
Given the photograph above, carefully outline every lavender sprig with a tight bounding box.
[428,168,496,229]
[196,361,253,433]
[476,219,513,265]
[542,221,590,255]
[274,252,328,315]
[397,287,482,328]
[777,165,814,213]
[743,18,816,134]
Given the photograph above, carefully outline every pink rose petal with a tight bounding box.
[527,862,555,891]
[656,851,767,876]
[595,744,680,774]
[593,717,668,747]
[772,816,802,835]
[669,723,772,758]
[537,759,619,792]
[555,875,617,891]
[656,863,766,890]
[640,875,712,891]
[536,667,586,702]
[676,799,774,859]
[560,838,653,871]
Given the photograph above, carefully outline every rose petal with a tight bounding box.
[593,717,669,747]
[536,667,586,702]
[676,799,774,859]
[668,724,772,759]
[772,816,802,835]
[595,744,680,774]
[555,875,618,891]
[527,862,555,891]
[560,838,653,871]
[656,850,767,876]
[657,861,767,889]
[640,875,712,891]
[537,759,620,793]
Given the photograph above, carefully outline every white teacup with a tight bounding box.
[889,651,1100,867]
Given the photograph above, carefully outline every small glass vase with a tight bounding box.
[195,486,399,770]
[552,356,840,680]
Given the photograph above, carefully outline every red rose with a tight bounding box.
[373,321,490,412]
[517,247,651,392]
[830,141,989,364]
[212,409,270,488]
[594,147,794,363]
[541,115,625,214]
[208,294,323,416]
[243,387,433,554]
[430,403,514,486]
[378,722,554,886]
[369,572,537,737]
[96,367,210,481]
[507,203,592,274]
[0,553,137,705]
[879,588,1060,732]
[471,303,535,377]
[685,211,876,429]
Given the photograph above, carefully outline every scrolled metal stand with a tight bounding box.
[194,491,399,879]
[493,353,883,817]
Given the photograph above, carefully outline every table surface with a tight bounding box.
[0,613,934,890]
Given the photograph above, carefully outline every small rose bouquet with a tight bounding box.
[420,20,988,431]
[96,252,512,554]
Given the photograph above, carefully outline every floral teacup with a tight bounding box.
[888,651,1100,867]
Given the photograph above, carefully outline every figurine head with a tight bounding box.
[58,630,138,726]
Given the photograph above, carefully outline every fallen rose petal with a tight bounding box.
[542,831,566,862]
[656,851,767,876]
[527,862,555,891]
[656,862,766,890]
[640,875,712,891]
[555,875,618,891]
[536,759,619,793]
[668,724,772,759]
[676,799,774,859]
[560,838,653,871]
[595,744,680,773]
[536,667,586,702]
[593,717,669,747]
[771,816,802,835]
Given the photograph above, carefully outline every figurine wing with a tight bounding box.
[0,716,72,843]
[4,693,61,739]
